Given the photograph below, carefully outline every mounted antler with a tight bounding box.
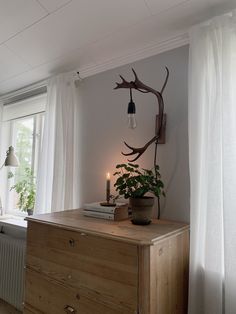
[114,67,169,162]
[123,136,157,161]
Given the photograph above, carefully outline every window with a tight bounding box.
[1,94,46,215]
[8,113,44,214]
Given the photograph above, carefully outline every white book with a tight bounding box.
[83,206,129,221]
[83,202,128,214]
[83,210,115,220]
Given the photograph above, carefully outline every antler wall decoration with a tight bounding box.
[114,67,169,162]
[114,67,169,218]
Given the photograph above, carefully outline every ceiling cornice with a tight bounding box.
[0,32,189,99]
[0,79,47,103]
[79,32,189,78]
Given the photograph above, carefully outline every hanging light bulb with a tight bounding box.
[127,88,137,129]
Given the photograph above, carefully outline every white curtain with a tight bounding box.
[0,102,3,212]
[0,102,3,155]
[35,72,81,214]
[188,12,236,314]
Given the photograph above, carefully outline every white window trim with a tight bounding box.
[0,94,46,215]
[2,93,46,122]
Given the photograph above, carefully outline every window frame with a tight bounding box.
[0,94,46,216]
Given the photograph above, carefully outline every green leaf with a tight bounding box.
[158,181,164,188]
[113,171,121,176]
[128,163,139,168]
[124,165,135,172]
[123,173,130,178]
[116,164,126,169]
[115,177,124,185]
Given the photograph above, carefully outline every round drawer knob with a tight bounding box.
[64,305,76,313]
[69,238,75,247]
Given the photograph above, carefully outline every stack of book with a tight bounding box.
[83,202,130,221]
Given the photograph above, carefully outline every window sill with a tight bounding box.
[0,215,27,229]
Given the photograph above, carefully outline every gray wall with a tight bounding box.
[77,45,190,222]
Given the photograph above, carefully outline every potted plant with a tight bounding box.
[113,163,165,225]
[9,167,36,215]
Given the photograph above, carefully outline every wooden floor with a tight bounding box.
[0,299,21,314]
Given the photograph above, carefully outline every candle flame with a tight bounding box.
[106,172,110,180]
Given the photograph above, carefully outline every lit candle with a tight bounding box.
[106,172,110,203]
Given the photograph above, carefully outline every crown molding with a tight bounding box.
[79,32,189,78]
[0,79,47,103]
[0,32,189,99]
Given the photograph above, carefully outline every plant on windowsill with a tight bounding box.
[8,167,36,216]
[113,163,165,225]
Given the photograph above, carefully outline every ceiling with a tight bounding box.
[0,0,235,95]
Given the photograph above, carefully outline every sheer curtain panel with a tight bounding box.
[188,12,236,314]
[0,102,3,156]
[35,72,80,214]
[0,102,3,211]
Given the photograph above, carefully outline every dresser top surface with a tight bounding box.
[26,209,189,245]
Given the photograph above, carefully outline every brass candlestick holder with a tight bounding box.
[100,191,116,207]
[100,173,116,207]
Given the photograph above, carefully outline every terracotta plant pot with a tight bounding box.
[129,197,154,225]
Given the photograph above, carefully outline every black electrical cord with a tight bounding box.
[154,140,161,219]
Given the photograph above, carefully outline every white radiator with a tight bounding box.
[0,233,26,311]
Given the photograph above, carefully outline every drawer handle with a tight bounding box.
[64,305,77,313]
[69,238,75,247]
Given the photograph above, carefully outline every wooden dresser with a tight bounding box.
[23,210,189,314]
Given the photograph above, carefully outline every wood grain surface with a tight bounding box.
[26,209,189,245]
[24,210,190,314]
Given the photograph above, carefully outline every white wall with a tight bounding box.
[77,45,190,222]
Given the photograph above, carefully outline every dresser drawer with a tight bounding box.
[25,269,130,314]
[26,222,138,312]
